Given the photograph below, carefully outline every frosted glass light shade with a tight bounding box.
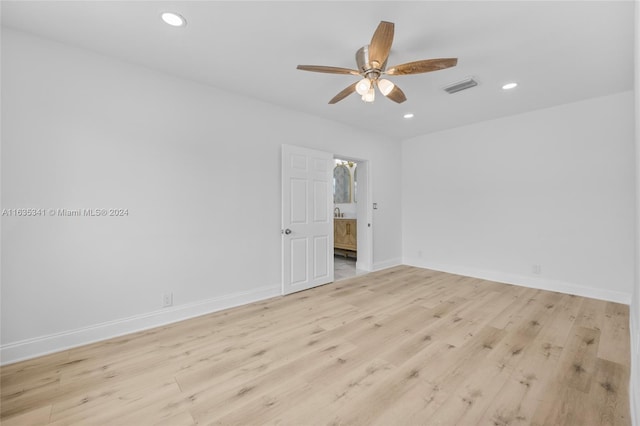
[377,79,395,96]
[355,78,372,96]
[362,87,375,103]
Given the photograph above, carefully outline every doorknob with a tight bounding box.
[283,228,292,235]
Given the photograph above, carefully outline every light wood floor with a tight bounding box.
[1,266,631,425]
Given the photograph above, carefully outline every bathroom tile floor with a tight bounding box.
[334,254,362,281]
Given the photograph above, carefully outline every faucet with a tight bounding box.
[334,207,341,218]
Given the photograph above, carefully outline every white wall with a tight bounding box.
[0,29,402,363]
[402,91,635,304]
[631,1,639,423]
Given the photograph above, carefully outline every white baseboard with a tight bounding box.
[0,284,281,366]
[403,258,631,305]
[372,258,402,272]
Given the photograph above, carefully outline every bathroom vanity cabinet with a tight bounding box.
[334,218,357,252]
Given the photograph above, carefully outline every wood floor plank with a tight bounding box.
[474,293,583,425]
[587,358,631,425]
[556,325,602,393]
[530,386,592,426]
[48,380,183,425]
[348,325,506,426]
[574,296,607,331]
[0,404,51,426]
[597,302,631,366]
[151,410,195,426]
[0,266,631,425]
[49,374,183,422]
[273,358,397,426]
[425,291,567,425]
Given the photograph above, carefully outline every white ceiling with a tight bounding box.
[1,1,635,140]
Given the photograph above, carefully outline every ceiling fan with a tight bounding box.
[297,21,457,104]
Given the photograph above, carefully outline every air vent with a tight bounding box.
[444,78,478,94]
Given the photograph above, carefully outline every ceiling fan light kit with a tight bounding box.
[297,21,457,104]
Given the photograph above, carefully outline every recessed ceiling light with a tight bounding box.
[502,82,518,90]
[161,12,186,27]
[403,113,414,119]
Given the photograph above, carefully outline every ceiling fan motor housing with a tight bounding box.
[356,45,386,79]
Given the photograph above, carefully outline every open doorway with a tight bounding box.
[333,156,371,281]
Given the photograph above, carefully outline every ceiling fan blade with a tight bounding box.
[329,82,358,104]
[297,65,360,75]
[386,58,458,76]
[368,21,394,68]
[384,85,407,104]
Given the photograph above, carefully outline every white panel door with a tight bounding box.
[282,144,333,295]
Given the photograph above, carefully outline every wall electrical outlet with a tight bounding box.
[532,264,542,275]
[162,292,173,307]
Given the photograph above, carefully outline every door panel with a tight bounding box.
[313,180,328,222]
[290,238,308,285]
[290,178,307,224]
[313,236,329,278]
[282,145,333,294]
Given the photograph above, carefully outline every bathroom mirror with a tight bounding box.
[333,164,351,204]
[353,167,358,203]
